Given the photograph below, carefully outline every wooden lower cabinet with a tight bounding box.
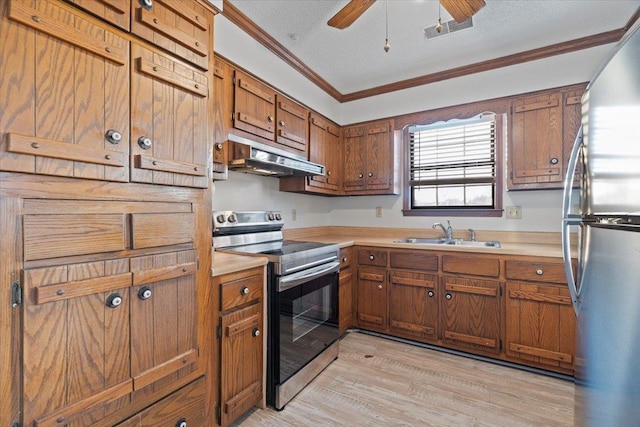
[338,247,353,336]
[389,270,438,341]
[117,378,206,427]
[215,266,265,426]
[441,276,501,355]
[356,266,387,331]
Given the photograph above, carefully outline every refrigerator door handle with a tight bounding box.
[562,125,583,315]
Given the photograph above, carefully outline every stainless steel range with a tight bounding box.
[213,211,340,410]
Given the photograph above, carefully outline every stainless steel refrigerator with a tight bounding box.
[562,17,640,427]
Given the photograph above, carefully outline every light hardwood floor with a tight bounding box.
[233,332,574,426]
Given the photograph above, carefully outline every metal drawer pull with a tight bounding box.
[369,255,375,260]
[342,257,347,262]
[368,172,373,177]
[445,293,452,300]
[215,143,223,151]
[139,0,153,10]
[428,290,434,297]
[106,293,123,308]
[536,269,544,275]
[241,286,250,295]
[138,286,152,300]
[175,418,186,427]
[252,328,260,337]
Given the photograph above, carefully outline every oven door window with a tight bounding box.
[278,270,338,383]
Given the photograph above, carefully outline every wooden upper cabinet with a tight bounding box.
[0,0,130,182]
[509,84,586,190]
[131,0,210,70]
[130,43,209,188]
[212,57,230,178]
[22,259,133,427]
[275,95,309,156]
[68,0,131,31]
[232,70,276,141]
[343,120,396,195]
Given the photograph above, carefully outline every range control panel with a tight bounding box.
[213,210,284,235]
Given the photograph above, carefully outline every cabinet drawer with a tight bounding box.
[119,377,206,427]
[131,212,195,249]
[24,213,126,261]
[505,260,567,284]
[390,251,438,271]
[220,270,264,312]
[340,247,353,269]
[358,248,387,267]
[442,255,500,278]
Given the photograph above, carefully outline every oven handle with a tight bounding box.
[277,261,340,292]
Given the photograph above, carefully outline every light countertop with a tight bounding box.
[211,251,268,277]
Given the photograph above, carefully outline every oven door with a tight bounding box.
[273,261,340,385]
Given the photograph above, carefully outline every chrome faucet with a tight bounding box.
[468,228,476,242]
[433,220,452,240]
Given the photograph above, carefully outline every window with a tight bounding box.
[403,113,503,216]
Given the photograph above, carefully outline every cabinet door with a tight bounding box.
[339,265,353,336]
[506,282,575,372]
[364,123,391,191]
[220,303,263,426]
[325,122,342,191]
[212,58,229,176]
[131,0,210,70]
[131,43,208,188]
[0,0,130,182]
[389,270,438,341]
[130,249,199,400]
[233,70,276,141]
[22,259,133,427]
[441,276,501,354]
[308,114,328,189]
[510,92,563,188]
[276,95,308,156]
[343,126,366,192]
[356,267,387,330]
[68,0,131,31]
[563,87,584,187]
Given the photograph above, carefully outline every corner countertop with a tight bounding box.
[211,251,268,277]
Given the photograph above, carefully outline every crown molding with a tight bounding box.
[221,0,637,103]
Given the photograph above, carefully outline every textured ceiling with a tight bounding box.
[227,0,639,94]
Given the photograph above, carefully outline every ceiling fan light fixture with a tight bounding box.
[436,18,443,33]
[383,0,390,53]
[384,38,390,52]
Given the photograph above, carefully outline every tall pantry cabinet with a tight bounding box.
[0,0,217,426]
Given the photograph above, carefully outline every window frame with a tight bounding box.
[402,113,504,217]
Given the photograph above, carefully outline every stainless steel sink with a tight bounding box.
[393,237,501,248]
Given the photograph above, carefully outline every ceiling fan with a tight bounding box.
[327,0,486,29]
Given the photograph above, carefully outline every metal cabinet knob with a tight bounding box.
[369,255,375,260]
[536,269,544,275]
[252,328,260,337]
[377,284,383,290]
[445,293,452,300]
[358,173,364,178]
[215,143,223,151]
[267,115,274,123]
[175,418,187,427]
[279,120,285,127]
[550,158,559,165]
[106,293,123,308]
[105,129,122,144]
[327,171,331,176]
[241,286,249,295]
[342,257,347,263]
[138,286,152,300]
[368,172,373,177]
[138,136,152,150]
[428,290,434,297]
[139,0,153,10]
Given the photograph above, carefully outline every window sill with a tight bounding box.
[402,208,504,218]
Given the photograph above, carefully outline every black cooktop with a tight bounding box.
[223,240,331,256]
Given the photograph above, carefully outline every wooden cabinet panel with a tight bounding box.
[220,303,263,426]
[0,0,130,182]
[68,0,131,31]
[343,126,366,192]
[130,43,208,188]
[390,251,438,271]
[389,270,438,340]
[563,86,584,186]
[23,213,126,261]
[339,263,353,336]
[131,0,210,70]
[130,249,199,398]
[22,259,133,427]
[364,124,391,191]
[441,276,501,354]
[442,254,500,277]
[506,282,575,373]
[275,95,308,156]
[131,212,195,249]
[357,248,387,267]
[505,260,567,284]
[232,70,276,141]
[356,266,387,330]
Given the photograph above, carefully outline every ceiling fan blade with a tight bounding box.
[440,0,486,23]
[327,0,376,29]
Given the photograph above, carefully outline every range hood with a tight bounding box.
[227,134,325,177]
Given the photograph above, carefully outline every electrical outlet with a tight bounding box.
[375,207,382,217]
[292,208,297,221]
[506,206,522,219]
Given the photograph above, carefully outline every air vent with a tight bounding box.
[424,17,473,39]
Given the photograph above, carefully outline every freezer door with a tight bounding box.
[576,225,640,426]
[582,23,640,215]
